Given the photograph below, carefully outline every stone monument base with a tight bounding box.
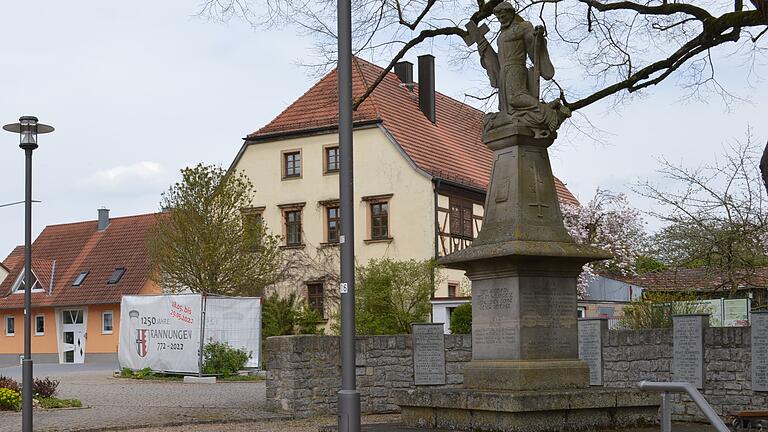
[464,359,589,391]
[395,387,659,432]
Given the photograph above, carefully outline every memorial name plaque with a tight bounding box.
[578,319,607,386]
[672,314,707,389]
[412,323,446,385]
[752,312,768,392]
[472,278,520,360]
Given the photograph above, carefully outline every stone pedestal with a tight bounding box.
[396,388,660,432]
[439,128,608,392]
[462,268,591,391]
[396,126,659,430]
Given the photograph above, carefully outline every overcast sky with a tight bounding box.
[0,1,766,257]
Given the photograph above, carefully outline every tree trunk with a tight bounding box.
[761,140,768,196]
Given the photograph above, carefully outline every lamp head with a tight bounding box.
[3,116,54,150]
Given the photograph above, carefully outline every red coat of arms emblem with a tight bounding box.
[135,329,149,358]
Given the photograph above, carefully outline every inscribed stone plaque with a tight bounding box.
[412,324,446,385]
[472,278,520,360]
[672,315,707,389]
[519,277,578,359]
[578,319,607,386]
[752,312,768,392]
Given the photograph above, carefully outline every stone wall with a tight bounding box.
[266,328,763,420]
[265,334,470,417]
[604,327,765,422]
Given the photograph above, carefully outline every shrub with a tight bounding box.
[120,368,134,378]
[617,295,713,329]
[263,292,323,338]
[295,303,325,335]
[134,367,153,379]
[262,293,297,338]
[355,258,439,335]
[0,388,21,411]
[449,304,472,334]
[202,341,250,378]
[38,397,82,409]
[33,377,60,398]
[0,376,20,393]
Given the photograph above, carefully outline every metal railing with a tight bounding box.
[638,381,729,432]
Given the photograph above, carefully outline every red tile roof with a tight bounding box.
[615,268,768,292]
[246,57,579,206]
[0,213,161,309]
[2,246,24,271]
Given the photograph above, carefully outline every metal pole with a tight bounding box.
[337,0,360,426]
[22,148,34,432]
[661,391,672,432]
[198,293,207,378]
[638,381,730,432]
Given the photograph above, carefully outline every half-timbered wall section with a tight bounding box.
[437,194,484,257]
[435,183,485,258]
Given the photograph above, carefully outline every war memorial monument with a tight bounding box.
[395,3,661,430]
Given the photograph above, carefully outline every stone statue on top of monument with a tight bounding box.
[464,2,570,139]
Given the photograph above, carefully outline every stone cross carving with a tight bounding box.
[463,21,490,47]
[527,159,549,218]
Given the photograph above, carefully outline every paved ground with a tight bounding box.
[0,364,723,432]
[0,367,279,432]
[133,417,719,432]
[0,361,118,380]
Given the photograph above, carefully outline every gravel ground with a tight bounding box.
[0,370,278,432]
[130,414,402,432]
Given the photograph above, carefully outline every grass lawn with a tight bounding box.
[119,368,263,382]
[38,397,83,409]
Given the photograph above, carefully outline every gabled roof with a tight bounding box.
[615,268,768,292]
[3,246,24,271]
[0,213,161,309]
[5,258,55,293]
[245,57,579,205]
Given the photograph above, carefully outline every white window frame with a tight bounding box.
[35,314,45,336]
[102,311,114,334]
[5,315,15,336]
[10,268,45,294]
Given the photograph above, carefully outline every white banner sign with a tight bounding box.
[204,297,262,368]
[119,294,263,373]
[119,294,202,373]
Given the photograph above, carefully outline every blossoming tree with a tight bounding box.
[561,189,646,298]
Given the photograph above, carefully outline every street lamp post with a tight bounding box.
[3,116,54,432]
[336,0,361,428]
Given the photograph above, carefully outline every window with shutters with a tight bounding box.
[449,198,474,239]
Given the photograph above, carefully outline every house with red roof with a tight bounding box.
[0,209,161,366]
[229,56,580,332]
[0,262,8,286]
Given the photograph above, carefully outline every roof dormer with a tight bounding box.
[10,268,44,294]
